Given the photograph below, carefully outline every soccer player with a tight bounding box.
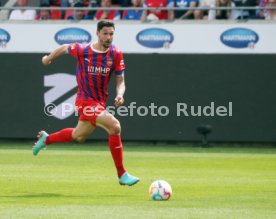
[33,20,139,186]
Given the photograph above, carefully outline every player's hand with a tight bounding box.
[114,95,124,107]
[42,55,51,65]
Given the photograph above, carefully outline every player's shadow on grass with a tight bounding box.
[1,193,126,198]
[1,193,66,198]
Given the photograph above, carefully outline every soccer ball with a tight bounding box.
[149,180,172,201]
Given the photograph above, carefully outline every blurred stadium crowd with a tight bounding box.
[2,0,276,20]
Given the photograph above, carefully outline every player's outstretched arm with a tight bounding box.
[42,44,69,66]
[114,74,126,107]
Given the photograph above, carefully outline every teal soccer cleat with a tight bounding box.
[33,131,49,156]
[119,172,140,186]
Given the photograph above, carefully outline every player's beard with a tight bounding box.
[103,40,112,49]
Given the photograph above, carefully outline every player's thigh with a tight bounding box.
[96,110,121,135]
[73,120,95,140]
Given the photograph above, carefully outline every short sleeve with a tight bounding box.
[114,51,125,75]
[68,43,80,59]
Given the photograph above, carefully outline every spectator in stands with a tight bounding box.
[208,0,233,19]
[87,0,101,18]
[256,0,276,19]
[36,4,51,20]
[59,0,75,19]
[40,0,61,6]
[9,0,36,20]
[173,0,199,19]
[67,2,90,20]
[40,0,97,8]
[255,0,267,19]
[40,0,64,19]
[194,0,215,19]
[123,0,143,20]
[121,0,132,7]
[231,0,257,19]
[141,0,174,20]
[265,0,276,19]
[94,0,121,20]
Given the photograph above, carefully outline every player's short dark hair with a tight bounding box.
[97,20,115,32]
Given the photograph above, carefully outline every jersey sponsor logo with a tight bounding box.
[54,28,92,45]
[0,28,11,48]
[136,28,174,49]
[220,28,259,49]
[88,66,111,76]
[44,73,77,120]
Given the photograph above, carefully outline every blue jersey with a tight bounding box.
[174,0,199,18]
[123,9,143,20]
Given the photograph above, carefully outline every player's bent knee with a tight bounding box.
[109,122,121,135]
[73,136,87,143]
[72,132,87,143]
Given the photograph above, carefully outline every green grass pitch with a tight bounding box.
[0,143,276,219]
